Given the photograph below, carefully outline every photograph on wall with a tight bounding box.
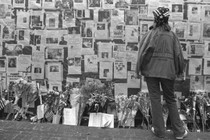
[45,30,60,45]
[17,29,30,45]
[139,21,153,36]
[88,0,101,8]
[204,76,210,91]
[114,60,127,79]
[63,9,75,28]
[17,55,31,72]
[16,10,29,29]
[68,36,82,57]
[98,10,111,22]
[66,77,80,87]
[171,3,183,20]
[174,21,187,39]
[115,0,129,9]
[0,18,15,41]
[0,58,6,72]
[203,23,210,38]
[188,4,202,21]
[47,62,63,81]
[190,75,204,91]
[45,11,59,29]
[29,10,44,29]
[127,71,140,88]
[99,61,113,79]
[3,43,23,56]
[32,63,44,80]
[113,43,126,60]
[114,83,127,99]
[202,5,210,22]
[111,9,124,25]
[67,57,82,74]
[6,56,18,73]
[68,26,80,34]
[125,10,138,25]
[102,0,114,9]
[110,24,125,40]
[187,22,201,40]
[188,43,205,57]
[81,21,95,37]
[84,55,98,73]
[203,58,210,75]
[46,47,64,60]
[125,25,138,42]
[13,0,26,8]
[28,0,42,8]
[188,58,202,75]
[126,42,138,52]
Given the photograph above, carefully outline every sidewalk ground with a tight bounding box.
[0,120,210,140]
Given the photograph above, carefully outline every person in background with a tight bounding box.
[135,7,188,139]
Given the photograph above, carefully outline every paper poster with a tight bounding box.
[68,35,82,57]
[97,42,113,60]
[190,75,204,91]
[0,18,15,41]
[6,56,18,73]
[171,3,183,20]
[48,81,62,91]
[147,0,159,18]
[0,58,6,72]
[187,22,201,40]
[203,58,210,75]
[32,51,45,63]
[127,71,140,88]
[114,59,127,79]
[82,38,94,55]
[16,10,29,29]
[84,55,98,73]
[0,1,12,19]
[99,61,113,79]
[42,0,56,9]
[110,24,125,40]
[114,0,130,9]
[32,63,44,80]
[81,20,95,37]
[204,41,210,57]
[66,77,80,87]
[202,22,210,39]
[126,51,138,63]
[67,56,82,74]
[113,43,126,60]
[18,55,31,72]
[28,0,42,8]
[13,0,26,8]
[63,9,75,28]
[139,20,153,35]
[204,76,210,91]
[102,0,115,9]
[188,58,202,75]
[188,43,204,57]
[139,5,148,18]
[98,10,111,22]
[95,23,109,39]
[45,11,59,29]
[88,0,101,9]
[111,9,124,25]
[174,21,187,39]
[47,62,63,81]
[202,5,210,22]
[74,0,87,9]
[17,29,30,45]
[180,41,189,59]
[45,30,60,45]
[7,73,22,87]
[29,10,44,29]
[46,47,64,60]
[188,4,202,22]
[125,9,138,25]
[125,25,138,42]
[36,79,48,94]
[88,113,114,128]
[114,83,127,99]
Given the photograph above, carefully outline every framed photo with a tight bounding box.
[46,47,64,60]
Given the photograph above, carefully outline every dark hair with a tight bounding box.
[149,20,171,31]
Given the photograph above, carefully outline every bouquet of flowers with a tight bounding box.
[115,95,140,128]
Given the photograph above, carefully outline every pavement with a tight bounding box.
[0,120,210,140]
